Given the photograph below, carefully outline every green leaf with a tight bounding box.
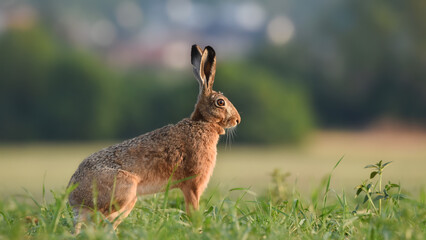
[229,187,250,191]
[204,206,214,215]
[391,194,408,200]
[0,211,10,226]
[353,203,360,212]
[382,161,392,168]
[229,187,257,196]
[374,195,385,201]
[356,188,363,196]
[271,207,289,217]
[355,203,360,210]
[363,195,369,204]
[364,164,376,169]
[367,183,372,190]
[383,189,389,197]
[170,175,197,186]
[370,171,378,179]
[332,155,344,171]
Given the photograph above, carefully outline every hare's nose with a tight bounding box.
[236,119,240,124]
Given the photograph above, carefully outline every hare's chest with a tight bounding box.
[192,145,217,175]
[192,147,217,193]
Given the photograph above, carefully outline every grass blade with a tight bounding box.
[322,155,344,216]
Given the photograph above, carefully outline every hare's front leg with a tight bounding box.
[180,174,212,214]
[181,184,201,214]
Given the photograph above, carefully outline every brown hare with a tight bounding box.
[67,44,241,233]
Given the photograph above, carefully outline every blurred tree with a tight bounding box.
[42,51,119,139]
[216,63,313,143]
[116,65,313,144]
[115,72,196,138]
[255,0,426,127]
[0,27,56,140]
[0,27,119,140]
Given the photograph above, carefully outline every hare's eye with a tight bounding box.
[215,99,225,107]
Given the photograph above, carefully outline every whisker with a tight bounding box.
[225,129,230,150]
[228,130,232,148]
[229,127,237,149]
[224,126,239,150]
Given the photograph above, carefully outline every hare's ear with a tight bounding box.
[200,46,216,93]
[191,44,205,91]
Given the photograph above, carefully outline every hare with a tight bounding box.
[67,44,241,233]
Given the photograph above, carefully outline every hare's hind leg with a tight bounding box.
[104,171,139,229]
[72,207,91,235]
[106,196,137,229]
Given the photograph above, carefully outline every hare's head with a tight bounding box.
[190,45,241,134]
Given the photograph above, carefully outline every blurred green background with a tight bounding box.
[0,0,425,197]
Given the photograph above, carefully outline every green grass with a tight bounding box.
[0,159,425,240]
[0,131,425,239]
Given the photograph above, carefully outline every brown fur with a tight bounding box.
[67,45,241,233]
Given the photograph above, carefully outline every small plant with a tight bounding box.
[354,160,403,215]
[268,169,291,203]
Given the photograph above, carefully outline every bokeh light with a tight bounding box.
[115,1,143,30]
[166,0,193,25]
[267,15,294,45]
[162,40,190,69]
[90,19,116,47]
[235,2,265,32]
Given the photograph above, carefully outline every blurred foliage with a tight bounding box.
[1,0,426,142]
[0,27,55,140]
[215,63,313,143]
[115,72,197,138]
[0,27,118,140]
[254,0,426,127]
[109,62,313,144]
[44,51,119,139]
[0,27,312,143]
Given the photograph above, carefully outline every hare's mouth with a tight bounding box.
[224,119,240,129]
[217,117,240,132]
[226,125,238,131]
[221,122,237,130]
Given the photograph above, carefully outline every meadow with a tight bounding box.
[0,130,425,239]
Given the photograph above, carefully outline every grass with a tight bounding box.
[0,130,425,239]
[0,159,424,239]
